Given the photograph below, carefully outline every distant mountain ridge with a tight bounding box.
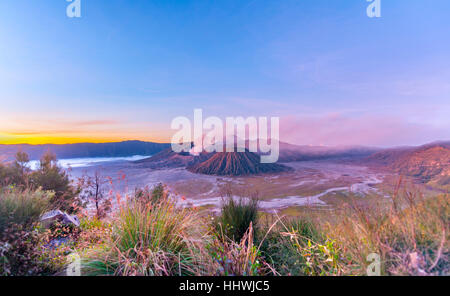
[216,140,380,162]
[365,141,450,185]
[276,142,380,162]
[0,141,171,161]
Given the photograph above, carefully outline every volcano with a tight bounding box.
[187,150,291,176]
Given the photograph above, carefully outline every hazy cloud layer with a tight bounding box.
[280,114,449,147]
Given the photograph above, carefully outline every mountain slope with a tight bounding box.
[365,141,450,184]
[187,150,291,176]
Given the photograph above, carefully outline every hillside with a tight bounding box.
[136,146,213,168]
[0,141,170,161]
[187,150,291,176]
[365,141,450,184]
[276,142,380,162]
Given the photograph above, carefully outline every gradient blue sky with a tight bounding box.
[0,0,449,146]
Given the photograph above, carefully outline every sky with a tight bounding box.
[0,0,449,147]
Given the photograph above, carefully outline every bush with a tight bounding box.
[0,165,20,188]
[82,196,207,276]
[215,195,259,242]
[0,223,70,276]
[0,189,68,276]
[0,188,51,233]
[0,151,79,213]
[30,151,79,213]
[258,217,324,275]
[1,224,42,275]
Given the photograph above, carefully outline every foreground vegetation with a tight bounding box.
[0,152,448,276]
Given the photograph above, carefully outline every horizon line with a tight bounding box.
[1,139,448,150]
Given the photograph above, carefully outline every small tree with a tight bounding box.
[134,183,166,205]
[30,150,79,213]
[78,171,111,219]
[0,162,11,187]
[13,151,30,186]
[0,151,31,188]
[14,151,29,173]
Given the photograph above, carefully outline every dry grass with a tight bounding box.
[208,222,272,276]
[78,188,448,276]
[322,189,449,275]
[82,192,214,276]
[0,188,51,232]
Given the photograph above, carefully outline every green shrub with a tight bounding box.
[0,151,79,213]
[215,196,259,242]
[83,196,207,275]
[258,217,324,275]
[283,218,322,243]
[0,189,51,233]
[0,189,68,276]
[79,216,109,231]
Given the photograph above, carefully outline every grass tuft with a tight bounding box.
[0,188,51,232]
[215,195,259,242]
[82,195,209,275]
